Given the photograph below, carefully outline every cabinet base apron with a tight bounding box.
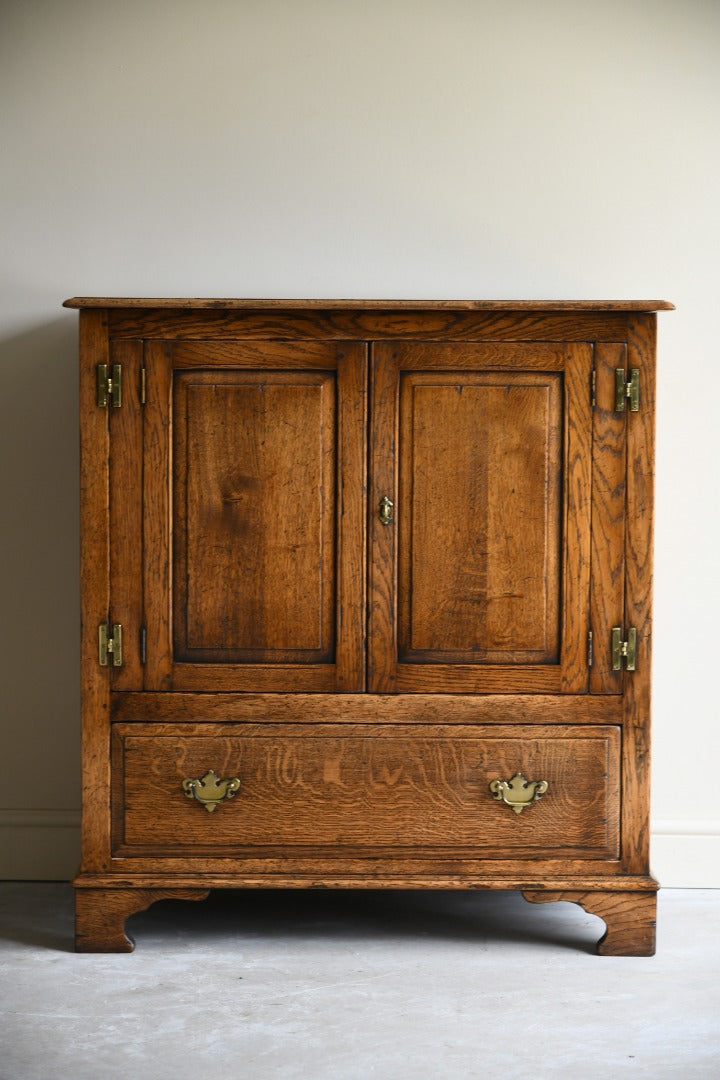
[74,875,658,956]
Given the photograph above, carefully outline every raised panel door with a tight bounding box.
[126,339,367,692]
[368,341,594,693]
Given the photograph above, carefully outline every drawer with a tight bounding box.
[112,723,620,858]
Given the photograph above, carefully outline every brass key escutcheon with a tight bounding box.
[379,495,394,525]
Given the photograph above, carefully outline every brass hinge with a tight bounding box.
[99,622,123,667]
[611,626,637,671]
[97,363,122,408]
[140,366,146,405]
[614,367,639,412]
[587,630,594,667]
[590,368,597,409]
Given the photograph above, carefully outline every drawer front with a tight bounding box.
[112,723,620,858]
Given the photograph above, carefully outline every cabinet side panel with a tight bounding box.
[79,310,111,872]
[622,314,656,873]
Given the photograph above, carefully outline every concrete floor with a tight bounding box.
[0,885,718,1080]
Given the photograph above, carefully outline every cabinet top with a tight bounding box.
[63,297,674,311]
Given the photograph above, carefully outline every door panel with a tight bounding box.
[369,342,593,694]
[398,371,562,663]
[141,339,366,692]
[112,334,620,697]
[173,370,335,662]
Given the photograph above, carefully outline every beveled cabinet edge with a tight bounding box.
[65,300,673,350]
[64,297,675,311]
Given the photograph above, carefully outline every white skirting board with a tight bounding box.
[651,821,720,889]
[0,811,718,886]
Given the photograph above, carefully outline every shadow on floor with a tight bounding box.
[0,883,604,954]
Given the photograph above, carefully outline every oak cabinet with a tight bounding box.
[68,298,671,955]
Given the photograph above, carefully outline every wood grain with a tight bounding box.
[381,341,570,370]
[174,370,335,660]
[398,371,562,663]
[142,340,173,690]
[559,343,593,691]
[369,342,591,694]
[142,340,366,691]
[622,314,656,874]
[75,887,209,953]
[109,339,144,690]
[522,889,657,956]
[112,723,620,859]
[172,338,342,368]
[111,691,624,725]
[78,310,111,872]
[335,343,368,690]
[589,344,627,693]
[104,310,639,343]
[367,345,398,692]
[75,871,657,890]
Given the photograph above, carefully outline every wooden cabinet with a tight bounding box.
[68,298,671,955]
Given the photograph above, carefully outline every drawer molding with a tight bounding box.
[112,722,620,861]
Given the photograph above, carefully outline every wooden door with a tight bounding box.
[133,339,366,692]
[368,342,594,693]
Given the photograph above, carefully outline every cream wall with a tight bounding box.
[1,0,718,884]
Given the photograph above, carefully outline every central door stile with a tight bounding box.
[368,343,399,693]
[334,341,368,692]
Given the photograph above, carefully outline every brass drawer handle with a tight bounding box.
[489,772,548,815]
[182,769,241,812]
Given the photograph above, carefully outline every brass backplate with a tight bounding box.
[611,626,636,671]
[98,622,123,667]
[615,367,640,412]
[182,769,241,812]
[97,363,122,408]
[489,772,549,815]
